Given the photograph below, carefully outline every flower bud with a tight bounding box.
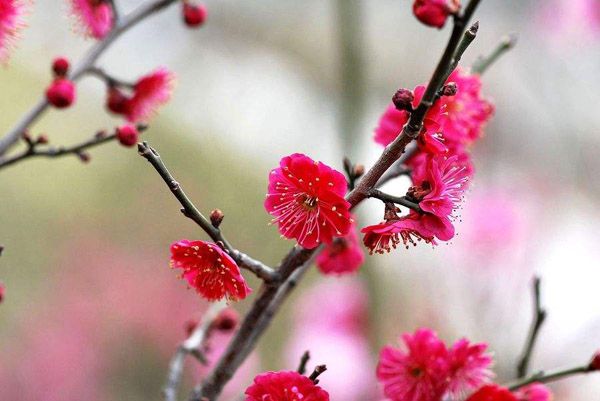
[353,164,365,178]
[392,88,414,111]
[210,209,224,228]
[78,152,91,163]
[0,282,4,304]
[441,82,458,97]
[36,134,49,144]
[116,124,140,147]
[52,57,70,77]
[183,2,207,27]
[106,87,130,115]
[413,0,460,29]
[213,308,239,332]
[590,351,600,371]
[46,79,76,109]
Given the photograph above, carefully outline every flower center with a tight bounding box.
[298,193,318,210]
[410,366,424,378]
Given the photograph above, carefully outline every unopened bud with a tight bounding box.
[213,308,239,332]
[183,2,207,27]
[36,134,49,144]
[78,152,91,163]
[52,57,70,77]
[441,82,458,97]
[590,351,600,371]
[210,209,224,228]
[392,88,414,111]
[353,164,365,178]
[116,124,140,147]
[106,87,129,115]
[46,78,76,109]
[0,282,4,304]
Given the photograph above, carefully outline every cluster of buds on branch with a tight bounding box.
[1,1,598,401]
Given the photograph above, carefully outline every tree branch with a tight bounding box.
[0,131,117,170]
[508,365,594,391]
[137,142,277,282]
[0,0,179,158]
[516,276,547,378]
[164,302,226,401]
[368,189,423,213]
[472,33,517,75]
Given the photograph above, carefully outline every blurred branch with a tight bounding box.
[86,67,135,88]
[163,302,226,401]
[336,0,365,159]
[508,364,594,391]
[516,276,547,378]
[0,0,179,158]
[472,33,518,75]
[0,130,123,171]
[186,4,482,401]
[137,142,277,282]
[297,351,311,375]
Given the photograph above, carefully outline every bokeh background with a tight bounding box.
[1,0,600,400]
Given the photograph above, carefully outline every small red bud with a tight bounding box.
[183,2,207,27]
[116,124,140,147]
[0,282,5,304]
[46,79,76,109]
[210,209,224,228]
[392,88,414,111]
[78,152,91,163]
[36,134,49,144]
[52,57,70,77]
[590,351,600,371]
[413,0,460,29]
[106,87,130,115]
[441,82,458,97]
[353,164,365,178]
[213,308,239,332]
[184,319,199,337]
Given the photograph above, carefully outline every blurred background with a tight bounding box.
[1,0,600,400]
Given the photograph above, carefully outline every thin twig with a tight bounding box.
[137,142,277,282]
[163,302,226,401]
[0,132,116,170]
[308,365,327,383]
[472,33,518,75]
[368,189,423,213]
[507,365,593,391]
[516,276,547,378]
[0,0,179,158]
[297,351,311,375]
[87,67,135,88]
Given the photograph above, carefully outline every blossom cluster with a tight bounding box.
[170,70,492,301]
[363,68,493,253]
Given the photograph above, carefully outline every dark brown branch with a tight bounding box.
[137,142,277,282]
[368,189,423,213]
[472,33,517,75]
[508,365,594,391]
[516,277,547,378]
[164,303,226,401]
[0,0,179,158]
[182,3,483,400]
[297,351,311,375]
[0,131,117,170]
[308,365,327,383]
[87,67,135,88]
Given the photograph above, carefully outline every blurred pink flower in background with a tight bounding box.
[537,0,600,46]
[0,238,208,400]
[285,278,376,401]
